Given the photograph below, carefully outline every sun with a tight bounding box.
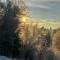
[22,17,26,22]
[18,15,27,23]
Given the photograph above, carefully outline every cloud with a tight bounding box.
[38,19,60,29]
[31,0,60,2]
[26,1,50,9]
[29,4,49,9]
[40,19,59,23]
[28,0,60,5]
[26,0,60,9]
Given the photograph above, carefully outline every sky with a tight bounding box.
[26,0,60,23]
[1,0,60,22]
[1,0,60,28]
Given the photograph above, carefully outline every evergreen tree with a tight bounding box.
[0,0,30,59]
[0,1,20,58]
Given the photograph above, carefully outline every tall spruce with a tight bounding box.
[0,1,20,58]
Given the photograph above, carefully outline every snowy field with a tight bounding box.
[0,56,18,60]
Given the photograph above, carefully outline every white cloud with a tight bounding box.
[26,0,60,9]
[31,0,60,2]
[26,1,50,9]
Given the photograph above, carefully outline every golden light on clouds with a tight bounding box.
[33,19,60,29]
[39,22,60,29]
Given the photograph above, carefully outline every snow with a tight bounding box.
[0,56,12,60]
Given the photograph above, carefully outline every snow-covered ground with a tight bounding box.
[0,56,26,60]
[0,56,12,60]
[0,56,29,60]
[0,56,19,60]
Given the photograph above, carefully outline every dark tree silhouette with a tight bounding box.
[0,1,20,58]
[0,0,32,59]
